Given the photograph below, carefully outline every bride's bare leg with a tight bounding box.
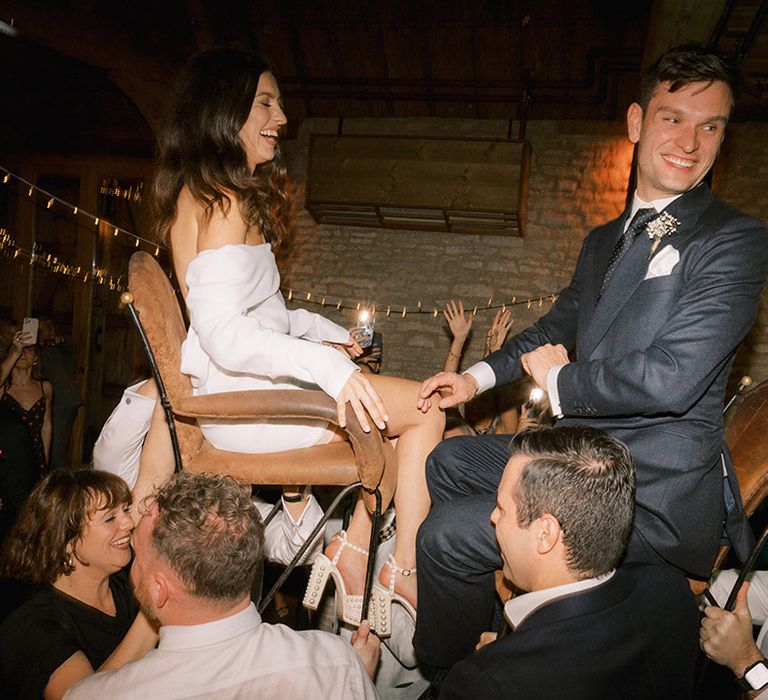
[325,374,444,607]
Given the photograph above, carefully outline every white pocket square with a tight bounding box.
[645,245,679,280]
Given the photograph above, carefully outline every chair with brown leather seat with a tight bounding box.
[121,250,397,614]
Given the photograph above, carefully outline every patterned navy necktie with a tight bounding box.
[598,207,658,299]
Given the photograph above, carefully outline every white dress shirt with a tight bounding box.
[64,604,378,700]
[504,571,615,629]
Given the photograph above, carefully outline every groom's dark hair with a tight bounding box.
[639,44,740,114]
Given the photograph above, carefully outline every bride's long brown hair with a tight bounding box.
[151,48,293,247]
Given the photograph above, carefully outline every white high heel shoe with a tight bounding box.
[371,554,416,639]
[303,531,375,626]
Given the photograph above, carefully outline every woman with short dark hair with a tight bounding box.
[0,470,157,699]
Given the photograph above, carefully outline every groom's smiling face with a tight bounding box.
[627,80,731,201]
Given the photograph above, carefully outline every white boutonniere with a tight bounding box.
[646,211,680,258]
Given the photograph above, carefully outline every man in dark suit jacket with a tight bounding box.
[415,44,768,670]
[439,428,699,699]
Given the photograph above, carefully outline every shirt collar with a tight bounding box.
[503,570,615,629]
[629,192,681,219]
[158,602,261,651]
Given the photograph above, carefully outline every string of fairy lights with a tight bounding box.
[0,166,163,293]
[1,165,560,315]
[283,287,560,318]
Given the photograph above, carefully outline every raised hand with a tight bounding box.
[10,329,34,356]
[443,300,473,341]
[485,308,513,354]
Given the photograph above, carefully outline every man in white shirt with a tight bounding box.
[65,471,379,700]
[415,44,768,669]
[439,427,699,699]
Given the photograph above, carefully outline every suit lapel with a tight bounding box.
[582,183,714,357]
[583,233,654,355]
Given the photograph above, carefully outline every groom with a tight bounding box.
[415,44,768,670]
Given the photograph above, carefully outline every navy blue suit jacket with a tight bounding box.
[440,564,699,700]
[485,184,768,576]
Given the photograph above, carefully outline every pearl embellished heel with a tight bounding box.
[303,531,375,627]
[370,554,416,639]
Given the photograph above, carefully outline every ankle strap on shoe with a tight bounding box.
[387,554,416,576]
[331,530,369,565]
[386,554,416,592]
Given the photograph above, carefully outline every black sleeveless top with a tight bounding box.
[0,383,48,474]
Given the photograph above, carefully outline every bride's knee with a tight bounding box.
[421,400,445,434]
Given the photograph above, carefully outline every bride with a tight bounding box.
[151,48,444,632]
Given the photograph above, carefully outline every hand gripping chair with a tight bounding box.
[121,251,397,615]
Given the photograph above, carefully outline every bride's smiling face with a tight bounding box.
[239,72,287,170]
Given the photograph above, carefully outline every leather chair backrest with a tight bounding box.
[128,251,204,463]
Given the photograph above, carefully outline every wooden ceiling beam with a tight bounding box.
[642,0,728,70]
[3,0,175,134]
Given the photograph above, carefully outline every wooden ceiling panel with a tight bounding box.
[256,23,298,75]
[0,0,765,158]
[294,24,340,78]
[380,24,431,81]
[425,26,476,82]
[473,25,521,84]
[331,23,388,79]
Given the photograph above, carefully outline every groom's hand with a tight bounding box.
[418,371,479,412]
[521,344,569,390]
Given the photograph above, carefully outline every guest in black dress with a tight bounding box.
[0,327,52,475]
[0,470,157,699]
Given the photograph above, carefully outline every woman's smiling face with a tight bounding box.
[72,498,135,576]
[239,71,287,170]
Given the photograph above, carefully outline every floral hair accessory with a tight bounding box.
[646,211,680,258]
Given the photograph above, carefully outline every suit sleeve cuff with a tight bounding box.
[464,361,496,394]
[547,365,566,418]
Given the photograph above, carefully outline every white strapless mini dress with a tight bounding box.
[180,243,357,453]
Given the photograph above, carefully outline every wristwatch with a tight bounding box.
[737,659,768,692]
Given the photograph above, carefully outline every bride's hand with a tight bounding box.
[323,330,364,359]
[336,372,388,432]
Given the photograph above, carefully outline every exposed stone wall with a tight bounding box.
[278,117,768,393]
